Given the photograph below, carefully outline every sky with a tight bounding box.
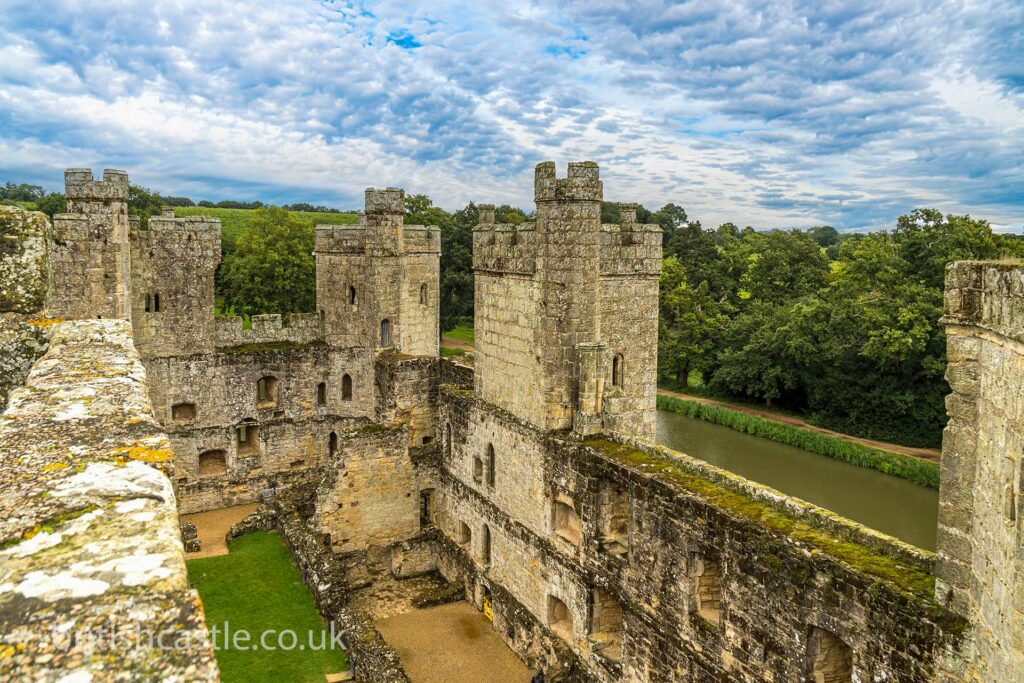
[0,1,1021,232]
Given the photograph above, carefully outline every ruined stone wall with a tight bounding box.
[0,319,217,681]
[377,353,439,446]
[437,386,967,682]
[49,169,131,319]
[939,260,1024,682]
[314,424,419,554]
[131,210,221,357]
[144,344,377,512]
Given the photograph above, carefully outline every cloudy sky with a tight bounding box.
[0,1,1021,231]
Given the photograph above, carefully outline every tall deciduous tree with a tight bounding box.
[219,207,315,319]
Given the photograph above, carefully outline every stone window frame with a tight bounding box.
[547,594,574,642]
[197,449,227,478]
[480,523,491,567]
[144,293,162,313]
[589,587,624,662]
[688,550,723,626]
[235,419,259,458]
[348,285,358,306]
[328,431,338,457]
[341,373,353,401]
[805,625,854,683]
[458,521,472,546]
[598,480,630,556]
[419,282,428,306]
[171,402,197,425]
[380,318,392,347]
[256,375,280,408]
[485,443,496,488]
[612,352,624,388]
[419,488,435,528]
[552,492,582,546]
[316,381,327,406]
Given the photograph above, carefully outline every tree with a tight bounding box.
[652,203,688,245]
[128,185,166,229]
[0,182,44,202]
[35,193,66,218]
[218,207,315,319]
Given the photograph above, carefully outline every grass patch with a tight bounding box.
[187,532,348,683]
[585,436,937,601]
[441,323,474,346]
[440,347,467,357]
[657,394,939,489]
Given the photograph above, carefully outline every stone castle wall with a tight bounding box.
[0,320,217,681]
[434,385,966,682]
[939,261,1024,682]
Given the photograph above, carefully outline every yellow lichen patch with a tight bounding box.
[41,461,69,472]
[27,316,65,328]
[22,525,40,540]
[115,444,174,463]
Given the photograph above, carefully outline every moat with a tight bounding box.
[656,410,939,550]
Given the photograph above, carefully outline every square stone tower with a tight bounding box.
[130,208,222,357]
[939,260,1024,681]
[315,188,440,356]
[49,169,132,320]
[472,162,661,439]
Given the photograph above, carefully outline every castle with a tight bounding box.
[0,163,1021,682]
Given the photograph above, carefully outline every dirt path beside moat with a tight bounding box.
[375,602,532,682]
[658,388,941,463]
[440,336,474,352]
[181,503,260,559]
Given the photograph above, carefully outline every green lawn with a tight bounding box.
[442,323,474,346]
[187,532,348,683]
[174,206,358,250]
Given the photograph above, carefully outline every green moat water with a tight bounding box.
[655,410,939,550]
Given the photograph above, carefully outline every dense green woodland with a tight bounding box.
[5,180,1022,447]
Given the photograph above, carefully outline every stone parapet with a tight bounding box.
[943,260,1024,343]
[0,319,218,681]
[214,313,323,348]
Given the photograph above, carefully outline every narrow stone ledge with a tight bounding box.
[0,319,218,681]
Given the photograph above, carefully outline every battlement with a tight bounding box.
[472,213,538,275]
[534,160,603,203]
[214,312,323,349]
[314,223,439,255]
[401,225,440,254]
[315,224,366,253]
[64,167,129,204]
[145,213,223,244]
[943,259,1024,343]
[364,187,404,215]
[599,220,662,275]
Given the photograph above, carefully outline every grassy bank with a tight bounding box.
[187,532,348,682]
[656,394,940,489]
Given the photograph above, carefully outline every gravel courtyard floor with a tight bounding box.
[181,503,259,558]
[375,601,532,682]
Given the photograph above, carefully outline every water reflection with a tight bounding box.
[656,410,938,550]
